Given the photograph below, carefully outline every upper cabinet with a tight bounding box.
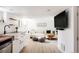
[6,12,19,27]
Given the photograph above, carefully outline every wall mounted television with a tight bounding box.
[54,10,68,30]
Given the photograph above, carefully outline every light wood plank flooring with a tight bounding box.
[21,39,61,53]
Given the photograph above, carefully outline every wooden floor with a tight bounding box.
[20,39,61,53]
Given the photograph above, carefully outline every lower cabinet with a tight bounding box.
[13,39,20,53]
[12,33,26,53]
[13,39,25,53]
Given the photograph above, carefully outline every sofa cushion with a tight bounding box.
[38,37,45,42]
[32,37,38,41]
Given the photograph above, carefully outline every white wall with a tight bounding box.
[20,16,55,33]
[0,8,10,34]
[0,7,21,34]
[5,12,20,33]
[58,6,77,53]
[0,11,5,34]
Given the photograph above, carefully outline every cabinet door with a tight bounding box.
[19,36,25,51]
[19,40,24,51]
[13,40,20,53]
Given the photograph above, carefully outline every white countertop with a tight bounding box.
[5,32,26,40]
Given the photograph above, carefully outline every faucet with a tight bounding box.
[4,25,10,34]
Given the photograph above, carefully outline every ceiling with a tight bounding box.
[1,6,70,17]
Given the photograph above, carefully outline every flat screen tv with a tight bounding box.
[54,10,68,30]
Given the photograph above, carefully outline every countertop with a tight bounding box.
[0,35,14,43]
[0,32,26,42]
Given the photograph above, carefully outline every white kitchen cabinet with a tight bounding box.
[20,34,26,49]
[12,33,26,53]
[6,33,26,53]
[7,12,18,26]
[13,39,20,53]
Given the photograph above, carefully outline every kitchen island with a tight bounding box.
[5,32,27,53]
[0,35,14,53]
